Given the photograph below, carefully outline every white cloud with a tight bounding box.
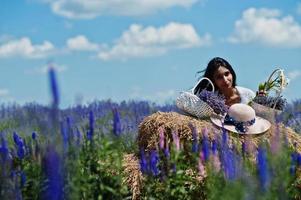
[98,22,211,61]
[66,35,99,51]
[0,89,9,97]
[0,37,55,59]
[228,8,301,48]
[25,63,68,75]
[44,0,198,19]
[287,70,301,80]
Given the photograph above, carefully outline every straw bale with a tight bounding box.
[125,111,301,198]
[138,111,301,153]
[122,153,204,200]
[122,153,144,200]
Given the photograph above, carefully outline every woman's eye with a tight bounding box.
[225,72,230,76]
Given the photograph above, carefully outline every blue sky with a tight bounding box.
[0,0,301,108]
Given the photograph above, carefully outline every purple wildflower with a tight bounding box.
[164,146,170,159]
[48,66,59,107]
[89,110,94,136]
[159,127,165,149]
[189,124,198,153]
[139,149,148,174]
[42,145,63,200]
[20,171,26,188]
[76,128,82,145]
[222,148,236,180]
[13,132,21,145]
[202,128,210,161]
[86,130,92,141]
[150,150,159,176]
[172,130,180,151]
[13,132,26,159]
[32,132,37,140]
[212,139,217,155]
[298,153,301,167]
[112,108,122,136]
[60,121,68,147]
[290,152,299,175]
[257,146,270,190]
[198,90,228,114]
[66,117,72,137]
[0,135,9,162]
[222,127,228,147]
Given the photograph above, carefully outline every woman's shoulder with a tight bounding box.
[236,86,256,104]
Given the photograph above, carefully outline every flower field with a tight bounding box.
[1,68,301,199]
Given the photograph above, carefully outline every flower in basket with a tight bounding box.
[253,69,289,111]
[253,95,287,111]
[198,90,228,115]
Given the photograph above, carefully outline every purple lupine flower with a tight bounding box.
[48,66,59,107]
[164,145,170,160]
[189,124,198,153]
[0,135,9,162]
[17,143,25,159]
[13,132,21,145]
[222,148,236,180]
[20,171,26,188]
[66,117,72,137]
[139,148,148,174]
[150,150,159,176]
[202,128,210,161]
[112,108,121,136]
[297,153,301,167]
[32,132,37,140]
[13,132,26,159]
[75,128,82,145]
[212,139,217,155]
[222,128,228,147]
[42,145,63,200]
[257,146,270,190]
[86,130,92,141]
[290,152,299,175]
[172,130,180,151]
[159,127,165,149]
[89,111,94,136]
[60,121,68,147]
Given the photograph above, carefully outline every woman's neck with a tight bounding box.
[222,87,236,99]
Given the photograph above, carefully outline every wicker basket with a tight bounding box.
[251,68,285,123]
[250,101,282,123]
[176,78,215,119]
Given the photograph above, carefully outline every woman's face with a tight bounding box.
[213,66,233,92]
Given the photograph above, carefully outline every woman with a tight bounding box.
[194,57,255,106]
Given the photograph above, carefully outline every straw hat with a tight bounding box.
[210,103,271,135]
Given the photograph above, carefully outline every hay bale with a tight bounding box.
[122,153,144,200]
[138,111,301,153]
[125,111,301,198]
